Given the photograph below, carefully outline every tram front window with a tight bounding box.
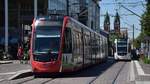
[33,26,60,62]
[117,43,127,55]
[117,47,127,52]
[34,37,60,53]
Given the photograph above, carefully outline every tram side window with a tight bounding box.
[101,36,104,53]
[128,43,131,53]
[105,38,108,55]
[73,33,77,54]
[63,28,72,53]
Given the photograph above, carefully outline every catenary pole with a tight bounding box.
[34,0,37,18]
[4,0,8,59]
[133,24,135,48]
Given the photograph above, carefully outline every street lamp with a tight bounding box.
[34,0,37,18]
[66,0,69,16]
[4,0,8,59]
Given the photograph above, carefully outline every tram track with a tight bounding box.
[89,61,127,84]
[40,78,55,84]
[15,77,56,84]
[0,59,130,84]
[112,62,126,84]
[17,62,128,84]
[10,75,57,84]
[15,77,34,84]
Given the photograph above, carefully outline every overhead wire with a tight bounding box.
[101,0,143,32]
[114,0,142,31]
[120,16,141,31]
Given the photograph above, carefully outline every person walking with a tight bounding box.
[17,45,23,63]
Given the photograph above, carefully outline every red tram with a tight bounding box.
[30,16,108,73]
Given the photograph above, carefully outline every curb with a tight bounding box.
[0,61,13,64]
[8,69,33,80]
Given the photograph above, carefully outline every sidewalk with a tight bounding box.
[0,60,13,64]
[140,62,150,74]
[133,60,150,84]
[0,60,30,64]
[0,60,32,81]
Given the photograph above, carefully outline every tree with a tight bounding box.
[109,32,119,43]
[133,33,143,48]
[141,1,150,36]
[136,1,150,47]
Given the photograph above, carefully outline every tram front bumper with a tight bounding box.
[115,54,131,60]
[32,61,61,73]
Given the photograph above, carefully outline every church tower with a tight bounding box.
[114,12,120,34]
[104,12,110,32]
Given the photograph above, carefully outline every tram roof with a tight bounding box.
[99,29,109,37]
[34,15,109,38]
[69,17,102,37]
[35,15,64,21]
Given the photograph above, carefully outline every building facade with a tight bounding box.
[48,0,101,32]
[0,0,48,59]
[0,0,101,59]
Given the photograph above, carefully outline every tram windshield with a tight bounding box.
[117,40,127,53]
[117,47,127,53]
[33,26,60,54]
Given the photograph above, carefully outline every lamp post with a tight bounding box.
[4,0,8,59]
[34,0,37,18]
[66,0,69,16]
[132,24,135,49]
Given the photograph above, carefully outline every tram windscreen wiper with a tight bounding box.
[33,50,58,62]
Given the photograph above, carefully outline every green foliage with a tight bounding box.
[143,56,150,64]
[109,33,119,43]
[133,40,140,48]
[141,4,150,36]
[133,33,144,48]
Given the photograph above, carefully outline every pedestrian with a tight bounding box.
[23,37,30,60]
[140,48,144,60]
[17,45,23,63]
[136,48,140,60]
[131,48,137,60]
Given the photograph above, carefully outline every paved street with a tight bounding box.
[1,0,150,84]
[0,57,150,84]
[0,60,31,81]
[0,57,135,84]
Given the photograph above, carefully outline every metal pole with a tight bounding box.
[34,0,37,18]
[133,24,134,48]
[66,0,69,16]
[4,0,8,59]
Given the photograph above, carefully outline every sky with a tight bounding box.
[99,0,146,39]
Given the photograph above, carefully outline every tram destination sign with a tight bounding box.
[35,20,62,27]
